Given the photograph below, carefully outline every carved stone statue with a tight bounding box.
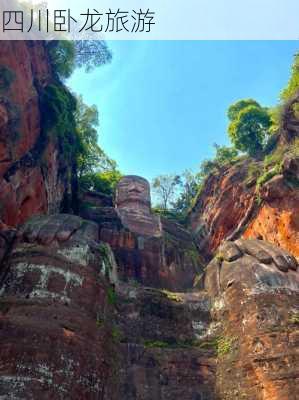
[115,175,161,237]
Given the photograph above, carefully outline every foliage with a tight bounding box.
[143,340,169,349]
[216,336,237,356]
[152,174,181,210]
[171,170,202,216]
[107,287,117,305]
[111,327,123,342]
[289,137,299,157]
[41,83,78,156]
[0,65,15,92]
[281,53,299,101]
[289,312,299,325]
[48,40,112,80]
[48,41,76,79]
[212,144,238,165]
[197,144,239,179]
[256,164,282,188]
[75,96,115,177]
[255,138,299,191]
[245,162,261,186]
[171,145,239,217]
[143,338,201,349]
[161,290,183,303]
[79,169,122,195]
[228,102,272,157]
[227,98,260,121]
[268,106,283,134]
[75,41,112,72]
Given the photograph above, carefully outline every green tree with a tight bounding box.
[227,99,260,121]
[75,96,115,178]
[172,170,201,215]
[152,174,181,210]
[228,101,271,156]
[48,40,112,80]
[213,144,238,165]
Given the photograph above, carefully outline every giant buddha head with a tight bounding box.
[116,175,151,214]
[115,176,160,237]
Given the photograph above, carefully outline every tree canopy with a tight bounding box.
[48,40,112,80]
[228,101,271,156]
[75,96,116,178]
[152,175,181,211]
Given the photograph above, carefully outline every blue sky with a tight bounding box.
[68,41,299,181]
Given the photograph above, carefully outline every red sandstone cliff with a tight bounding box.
[0,41,76,228]
[188,150,299,260]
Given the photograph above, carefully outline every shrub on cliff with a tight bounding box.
[228,100,272,157]
[281,53,299,101]
[75,96,116,177]
[41,83,77,158]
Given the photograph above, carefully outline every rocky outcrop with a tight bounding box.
[188,159,257,260]
[205,239,299,400]
[0,214,117,399]
[0,41,76,228]
[188,155,299,260]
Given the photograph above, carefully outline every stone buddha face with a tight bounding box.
[116,176,151,214]
[115,176,161,237]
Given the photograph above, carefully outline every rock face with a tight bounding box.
[188,159,257,260]
[205,239,299,400]
[188,155,299,260]
[243,157,299,258]
[80,176,204,291]
[113,285,216,400]
[0,41,76,228]
[1,40,299,400]
[0,214,118,399]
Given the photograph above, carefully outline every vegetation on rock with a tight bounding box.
[228,100,272,156]
[0,65,15,92]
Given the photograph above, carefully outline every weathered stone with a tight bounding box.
[0,214,117,399]
[109,283,215,400]
[283,156,299,181]
[205,239,299,400]
[0,41,76,228]
[188,156,299,259]
[217,241,242,262]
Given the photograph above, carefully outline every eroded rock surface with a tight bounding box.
[0,41,76,228]
[205,239,299,400]
[243,157,299,257]
[0,214,117,399]
[111,283,216,400]
[188,156,299,260]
